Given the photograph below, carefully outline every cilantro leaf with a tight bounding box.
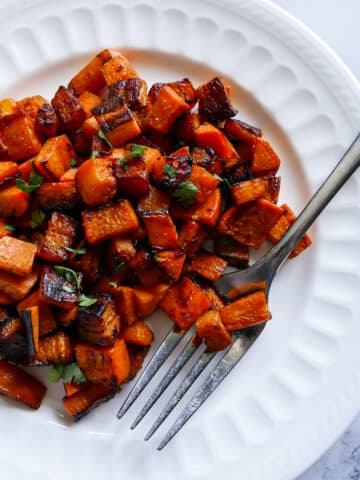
[48,364,65,383]
[77,294,98,308]
[154,255,166,263]
[70,158,77,167]
[98,129,113,150]
[123,144,148,161]
[172,181,199,208]
[112,262,127,275]
[163,164,178,179]
[30,210,45,229]
[62,245,87,255]
[16,170,44,193]
[54,266,81,289]
[4,225,15,232]
[119,159,129,171]
[91,150,100,158]
[62,362,87,384]
[108,281,118,288]
[62,285,75,294]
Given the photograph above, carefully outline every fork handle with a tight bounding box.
[264,131,360,280]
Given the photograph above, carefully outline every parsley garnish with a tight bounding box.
[4,225,15,232]
[62,285,75,294]
[216,236,237,248]
[123,144,148,161]
[119,159,129,171]
[112,262,127,275]
[98,129,113,149]
[30,210,45,229]
[16,170,44,193]
[163,164,178,178]
[173,181,199,208]
[91,150,100,158]
[48,362,86,385]
[77,294,98,308]
[70,158,77,167]
[108,281,118,288]
[54,266,81,290]
[214,174,232,189]
[62,245,87,255]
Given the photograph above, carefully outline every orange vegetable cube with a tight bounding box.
[132,283,169,318]
[142,212,178,249]
[178,220,208,258]
[78,91,101,115]
[224,119,262,146]
[194,123,239,169]
[251,138,281,176]
[36,181,80,212]
[137,185,171,214]
[231,178,270,205]
[154,249,186,281]
[51,86,87,133]
[147,85,190,134]
[122,321,154,346]
[38,212,79,263]
[1,112,42,161]
[63,382,114,420]
[0,186,31,218]
[32,331,74,365]
[186,251,227,282]
[0,268,39,302]
[0,161,20,186]
[188,165,220,204]
[76,157,116,206]
[0,236,37,276]
[196,310,232,351]
[34,134,75,181]
[114,286,138,325]
[17,290,57,337]
[101,54,138,85]
[220,291,271,331]
[171,188,222,227]
[17,95,47,122]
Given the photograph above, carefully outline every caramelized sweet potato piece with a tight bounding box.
[0,268,39,301]
[78,91,101,115]
[0,161,20,186]
[63,381,115,420]
[0,236,37,276]
[35,102,59,138]
[17,290,57,337]
[175,112,201,144]
[197,77,237,121]
[57,305,79,326]
[78,294,120,347]
[108,78,147,109]
[76,157,116,206]
[214,236,249,268]
[20,306,40,355]
[132,283,169,318]
[114,286,138,325]
[1,112,42,161]
[152,154,192,189]
[38,212,79,263]
[224,119,262,145]
[220,291,271,331]
[142,211,178,249]
[0,186,31,218]
[251,138,280,176]
[195,280,225,310]
[39,266,80,309]
[186,251,227,282]
[196,310,232,351]
[31,331,74,365]
[160,277,212,331]
[192,146,224,176]
[63,381,83,397]
[122,321,154,346]
[34,135,75,181]
[147,85,190,134]
[17,95,47,122]
[18,158,34,181]
[0,98,17,118]
[149,78,196,108]
[51,86,87,133]
[36,181,80,211]
[137,185,171,214]
[75,339,130,385]
[231,177,270,205]
[82,199,139,245]
[154,249,185,282]
[171,188,222,227]
[217,200,283,249]
[194,123,239,169]
[128,344,149,379]
[0,360,46,409]
[70,244,104,283]
[188,165,220,203]
[178,220,208,258]
[0,310,27,359]
[108,236,136,265]
[114,156,150,196]
[268,204,312,258]
[265,176,281,204]
[101,54,138,85]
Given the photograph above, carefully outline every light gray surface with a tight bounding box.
[270,3,360,479]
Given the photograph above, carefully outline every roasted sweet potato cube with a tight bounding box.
[0,161,20,186]
[192,146,224,176]
[178,220,208,258]
[149,78,196,108]
[114,156,150,196]
[63,381,115,420]
[196,310,232,351]
[152,154,192,189]
[0,186,31,217]
[18,158,34,181]
[194,122,239,169]
[57,305,79,326]
[188,165,220,204]
[78,294,120,347]
[0,98,17,118]
[0,360,47,409]
[268,204,312,258]
[63,381,83,397]
[68,49,119,95]
[137,185,171,214]
[170,188,222,227]
[147,85,190,134]
[76,157,116,206]
[51,86,87,133]
[20,306,40,355]
[264,176,281,204]
[39,266,80,309]
[38,212,79,263]
[154,249,185,282]
[108,236,136,265]
[217,200,283,249]
[0,311,27,359]
[75,339,130,386]
[34,135,75,181]
[251,138,281,176]
[17,290,57,337]
[35,102,59,138]
[101,54,138,85]
[160,277,212,331]
[31,331,73,365]
[220,291,271,331]
[142,211,178,249]
[108,78,147,110]
[1,112,42,161]
[82,199,139,245]
[36,181,80,212]
[121,321,154,346]
[175,112,201,144]
[231,178,270,205]
[132,283,169,318]
[92,97,141,147]
[17,95,47,122]
[197,77,237,121]
[69,244,104,283]
[0,236,36,276]
[114,286,138,325]
[186,251,227,282]
[0,268,39,302]
[78,91,101,115]
[196,280,225,310]
[224,119,262,145]
[128,344,149,380]
[214,236,249,268]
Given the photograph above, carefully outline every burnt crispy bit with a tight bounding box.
[196,77,237,122]
[192,146,224,175]
[36,182,81,212]
[0,309,27,360]
[78,293,120,347]
[175,112,201,145]
[114,156,149,196]
[17,290,57,337]
[63,382,115,420]
[108,78,147,110]
[52,86,87,133]
[152,155,192,190]
[69,245,104,283]
[39,266,81,310]
[38,212,79,263]
[31,331,74,365]
[196,310,232,352]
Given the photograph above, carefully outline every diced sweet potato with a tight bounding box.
[108,236,136,265]
[82,199,139,245]
[267,204,312,258]
[35,102,59,138]
[57,305,79,326]
[36,181,80,211]
[0,310,27,359]
[51,86,87,133]
[38,212,79,263]
[175,112,201,144]
[194,123,239,169]
[78,91,101,115]
[63,381,83,397]
[0,360,47,409]
[178,220,208,257]
[17,95,47,122]
[220,291,271,331]
[114,286,138,325]
[192,146,224,175]
[0,161,20,186]
[195,280,225,310]
[0,268,39,302]
[132,283,169,318]
[76,157,116,206]
[114,156,150,196]
[17,290,57,336]
[224,119,262,145]
[39,266,80,310]
[186,251,227,282]
[75,339,130,386]
[101,54,138,85]
[154,249,185,282]
[251,138,280,176]
[63,381,114,420]
[147,85,190,134]
[160,277,212,331]
[197,77,237,122]
[108,78,147,109]
[196,310,232,351]
[34,134,75,181]
[171,188,222,227]
[265,176,281,204]
[128,344,149,380]
[188,165,220,204]
[214,236,249,268]
[142,212,178,249]
[122,321,154,346]
[0,185,30,217]
[78,294,120,347]
[18,158,34,181]
[137,185,171,214]
[0,98,17,118]
[0,236,37,276]
[31,331,74,365]
[149,78,196,108]
[1,112,42,161]
[231,178,270,206]
[217,199,283,249]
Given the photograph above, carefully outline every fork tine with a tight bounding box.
[131,334,202,429]
[157,324,264,450]
[117,326,183,419]
[144,349,216,440]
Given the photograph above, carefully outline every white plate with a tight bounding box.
[0,1,359,479]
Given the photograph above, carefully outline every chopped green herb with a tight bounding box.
[30,210,45,229]
[119,159,129,171]
[173,181,199,208]
[62,245,87,255]
[163,164,178,178]
[77,294,98,308]
[48,362,86,385]
[112,262,127,275]
[108,281,118,288]
[54,266,81,289]
[4,225,15,232]
[62,285,75,294]
[48,364,64,383]
[91,150,100,158]
[214,174,232,189]
[16,170,44,193]
[70,158,77,167]
[216,236,237,248]
[98,129,113,150]
[123,144,148,161]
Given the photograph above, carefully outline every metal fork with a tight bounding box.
[117,131,360,449]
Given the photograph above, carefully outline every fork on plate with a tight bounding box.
[117,131,360,450]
